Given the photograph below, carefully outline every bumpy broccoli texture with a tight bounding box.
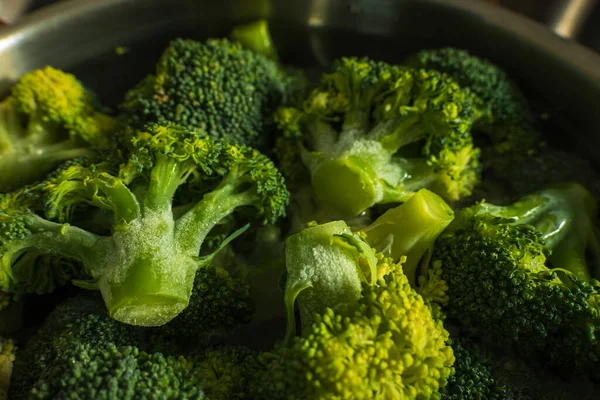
[2,22,600,400]
[430,182,600,378]
[0,67,117,191]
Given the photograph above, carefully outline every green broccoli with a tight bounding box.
[0,66,117,191]
[119,38,290,148]
[275,57,481,217]
[442,338,514,400]
[430,182,600,377]
[404,47,537,149]
[488,144,600,198]
[0,336,15,399]
[230,19,280,62]
[147,266,254,352]
[9,293,206,399]
[251,217,455,399]
[0,124,289,326]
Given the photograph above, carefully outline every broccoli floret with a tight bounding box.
[251,218,455,399]
[0,124,289,326]
[442,338,515,400]
[430,182,600,377]
[488,145,600,197]
[275,57,482,217]
[0,67,117,191]
[119,38,290,148]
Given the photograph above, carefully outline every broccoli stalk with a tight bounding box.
[275,57,481,217]
[0,124,289,326]
[361,188,455,284]
[430,181,600,377]
[0,67,116,191]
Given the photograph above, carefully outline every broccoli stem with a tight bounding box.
[362,189,455,284]
[0,143,93,190]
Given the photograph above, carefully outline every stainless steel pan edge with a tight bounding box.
[0,0,599,158]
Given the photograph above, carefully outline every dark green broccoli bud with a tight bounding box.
[276,57,481,217]
[0,124,289,327]
[119,38,289,148]
[430,182,600,377]
[0,66,118,191]
[442,338,515,400]
[11,294,206,399]
[230,19,279,61]
[252,218,455,399]
[148,266,254,351]
[361,188,455,284]
[405,47,535,133]
[196,346,259,400]
[28,344,205,400]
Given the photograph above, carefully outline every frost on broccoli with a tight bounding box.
[251,217,455,399]
[430,182,600,377]
[0,67,117,191]
[275,57,482,217]
[0,124,289,326]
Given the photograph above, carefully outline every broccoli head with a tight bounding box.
[0,336,15,398]
[430,182,600,377]
[275,57,481,217]
[119,38,290,148]
[251,217,455,399]
[0,124,289,326]
[147,266,254,352]
[10,293,207,400]
[0,66,117,191]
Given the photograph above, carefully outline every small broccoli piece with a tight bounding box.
[10,293,206,400]
[147,266,254,352]
[0,66,117,191]
[0,336,15,398]
[361,188,455,284]
[119,38,290,148]
[251,219,455,399]
[196,346,259,400]
[0,124,289,327]
[430,182,600,377]
[276,57,481,217]
[442,338,514,400]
